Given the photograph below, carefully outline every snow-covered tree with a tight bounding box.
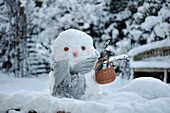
[30,0,109,62]
[127,0,169,44]
[0,0,10,72]
[23,0,50,76]
[0,0,28,77]
[96,0,170,79]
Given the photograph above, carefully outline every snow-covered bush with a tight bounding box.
[103,0,170,78]
[29,0,108,61]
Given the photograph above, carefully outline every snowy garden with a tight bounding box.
[0,0,170,113]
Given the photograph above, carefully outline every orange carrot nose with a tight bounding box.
[73,52,78,57]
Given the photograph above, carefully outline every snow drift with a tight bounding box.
[119,77,170,99]
[0,77,170,113]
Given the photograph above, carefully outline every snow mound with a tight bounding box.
[0,92,112,113]
[133,97,170,113]
[1,77,170,113]
[119,77,170,99]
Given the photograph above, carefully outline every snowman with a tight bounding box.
[49,29,100,99]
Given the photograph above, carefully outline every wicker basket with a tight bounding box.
[95,58,116,84]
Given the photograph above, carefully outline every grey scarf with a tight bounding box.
[51,54,98,99]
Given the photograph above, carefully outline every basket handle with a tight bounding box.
[95,58,113,73]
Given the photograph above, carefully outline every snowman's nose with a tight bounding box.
[73,52,78,57]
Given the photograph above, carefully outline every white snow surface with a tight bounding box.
[109,54,129,62]
[119,77,170,99]
[128,38,170,57]
[130,56,170,68]
[154,22,170,38]
[141,16,162,31]
[0,73,170,113]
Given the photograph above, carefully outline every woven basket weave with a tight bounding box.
[95,58,116,84]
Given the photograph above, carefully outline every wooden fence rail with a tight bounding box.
[134,47,170,61]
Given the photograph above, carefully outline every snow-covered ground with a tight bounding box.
[0,74,49,93]
[0,73,170,113]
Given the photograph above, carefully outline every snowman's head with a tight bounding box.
[52,29,95,64]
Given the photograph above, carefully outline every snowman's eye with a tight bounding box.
[64,47,69,51]
[81,46,86,51]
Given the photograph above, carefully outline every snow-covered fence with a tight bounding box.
[128,39,170,83]
[134,47,170,61]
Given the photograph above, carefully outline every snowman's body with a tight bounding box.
[82,70,99,98]
[49,68,99,98]
[49,29,99,99]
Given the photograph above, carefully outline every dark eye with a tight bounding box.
[81,46,86,51]
[64,47,69,51]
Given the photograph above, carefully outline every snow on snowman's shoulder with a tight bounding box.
[118,77,170,99]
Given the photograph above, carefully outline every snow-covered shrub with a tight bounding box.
[29,0,108,61]
[110,0,170,78]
